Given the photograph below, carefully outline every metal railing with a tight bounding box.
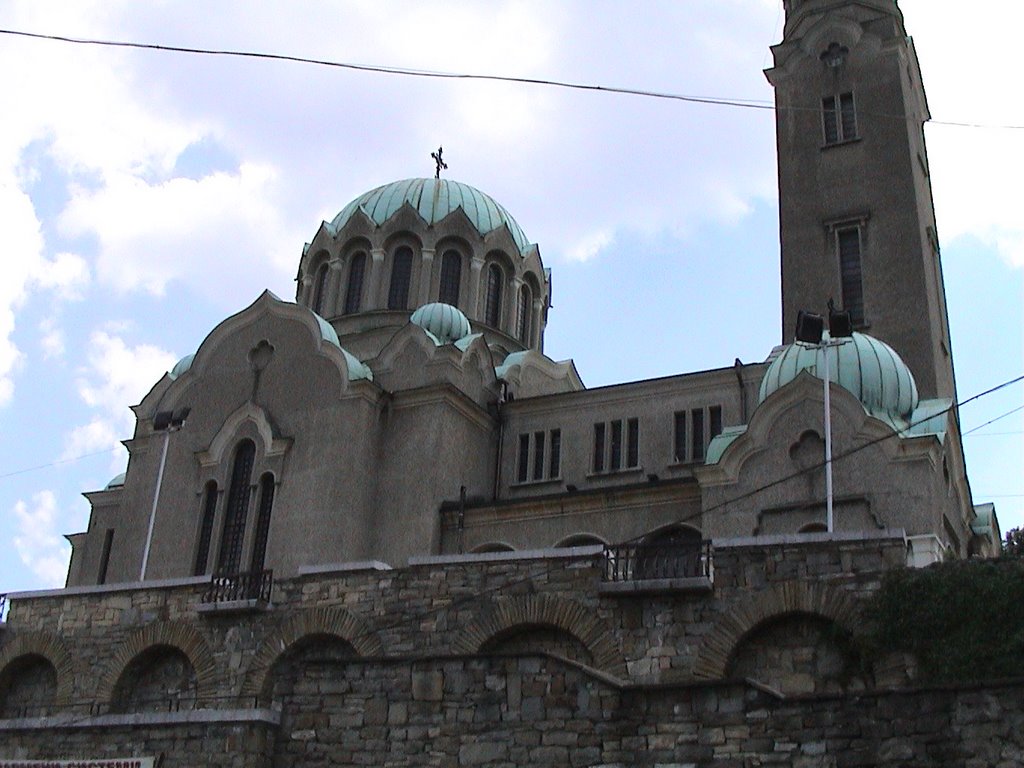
[603,540,712,582]
[201,569,273,604]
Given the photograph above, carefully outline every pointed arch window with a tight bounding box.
[439,250,461,306]
[484,264,503,327]
[216,440,255,575]
[249,473,275,573]
[516,284,532,345]
[312,262,330,316]
[344,252,366,315]
[193,481,218,576]
[388,247,414,310]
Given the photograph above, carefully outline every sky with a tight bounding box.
[0,0,1021,595]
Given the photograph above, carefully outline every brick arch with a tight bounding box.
[0,631,75,707]
[96,621,219,705]
[239,606,382,701]
[692,580,861,679]
[455,594,627,679]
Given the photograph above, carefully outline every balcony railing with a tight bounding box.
[201,569,273,604]
[603,540,712,582]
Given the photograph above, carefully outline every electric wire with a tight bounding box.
[2,27,1023,130]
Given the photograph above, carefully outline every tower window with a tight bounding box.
[439,250,461,306]
[516,285,532,346]
[249,473,275,573]
[97,528,114,585]
[691,408,705,462]
[517,434,530,483]
[344,252,367,315]
[837,225,865,326]
[484,264,503,327]
[822,92,857,145]
[387,247,413,310]
[592,423,606,473]
[312,262,329,316]
[676,405,723,464]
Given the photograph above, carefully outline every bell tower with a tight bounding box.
[766,0,955,399]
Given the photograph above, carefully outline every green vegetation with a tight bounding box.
[865,558,1024,683]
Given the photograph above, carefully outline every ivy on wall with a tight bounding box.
[865,558,1024,683]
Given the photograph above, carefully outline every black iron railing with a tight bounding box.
[603,541,712,582]
[201,569,273,604]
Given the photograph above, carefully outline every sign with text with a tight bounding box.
[0,760,155,768]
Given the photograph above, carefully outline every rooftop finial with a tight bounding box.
[431,146,448,179]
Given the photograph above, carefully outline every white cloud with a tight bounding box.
[13,490,71,588]
[567,230,614,263]
[65,331,176,466]
[35,252,91,299]
[39,317,65,359]
[59,163,292,297]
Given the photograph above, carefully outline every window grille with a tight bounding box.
[344,253,367,314]
[439,250,461,306]
[388,247,413,310]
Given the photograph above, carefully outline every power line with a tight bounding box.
[963,404,1024,436]
[2,27,1023,130]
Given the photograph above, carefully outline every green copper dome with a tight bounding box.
[411,302,472,345]
[329,178,531,256]
[759,331,919,422]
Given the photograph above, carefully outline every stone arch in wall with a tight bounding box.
[240,606,382,702]
[692,580,860,681]
[725,612,867,695]
[96,621,218,707]
[110,645,199,712]
[456,594,627,678]
[0,631,74,711]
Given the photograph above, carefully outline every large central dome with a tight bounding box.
[329,178,531,256]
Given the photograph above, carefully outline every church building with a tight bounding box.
[0,2,1014,766]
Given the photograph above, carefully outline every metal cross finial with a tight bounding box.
[431,146,448,179]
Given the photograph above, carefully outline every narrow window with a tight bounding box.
[193,482,217,576]
[249,473,275,573]
[312,262,329,316]
[549,429,561,479]
[517,434,530,483]
[839,92,857,139]
[484,264,503,327]
[593,423,606,473]
[691,408,705,463]
[709,406,723,440]
[216,440,255,575]
[532,431,546,480]
[97,528,114,585]
[516,285,532,345]
[610,420,623,471]
[673,412,687,463]
[626,418,639,468]
[837,226,865,326]
[439,250,461,306]
[387,247,413,310]
[344,252,367,314]
[823,92,856,144]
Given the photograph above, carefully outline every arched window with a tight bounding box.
[193,481,217,576]
[216,440,255,575]
[516,284,532,345]
[344,252,366,315]
[312,262,329,316]
[484,264,503,327]
[387,247,414,310]
[439,250,461,306]
[250,473,275,573]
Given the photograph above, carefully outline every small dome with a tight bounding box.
[169,353,195,379]
[329,178,531,256]
[105,472,126,490]
[759,331,919,421]
[411,303,472,344]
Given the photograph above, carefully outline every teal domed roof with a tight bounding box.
[411,303,472,344]
[759,331,919,422]
[329,178,531,256]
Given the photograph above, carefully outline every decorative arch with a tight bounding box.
[455,594,627,678]
[692,580,861,679]
[197,402,291,471]
[471,542,515,553]
[239,606,383,700]
[0,631,75,707]
[554,533,607,548]
[96,621,219,706]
